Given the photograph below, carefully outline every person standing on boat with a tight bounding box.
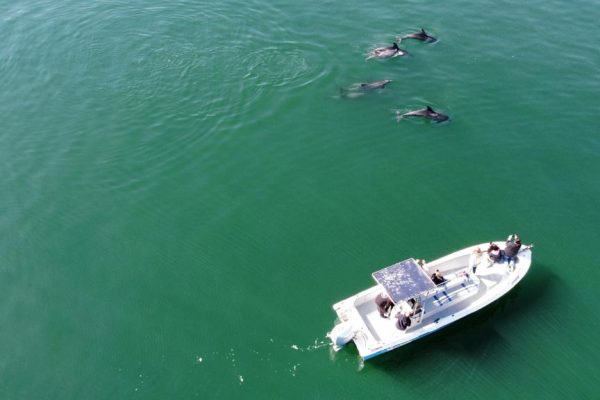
[469,247,483,273]
[375,292,394,318]
[504,234,522,271]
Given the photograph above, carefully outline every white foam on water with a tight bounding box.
[290,337,330,352]
[289,363,301,377]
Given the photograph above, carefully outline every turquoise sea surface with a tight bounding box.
[1,0,599,398]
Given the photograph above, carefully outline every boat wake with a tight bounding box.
[290,337,330,352]
[196,336,333,383]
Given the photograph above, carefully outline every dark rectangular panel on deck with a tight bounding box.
[372,258,437,303]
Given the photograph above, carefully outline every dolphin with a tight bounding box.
[366,43,408,60]
[396,106,449,123]
[340,79,392,98]
[359,79,392,90]
[400,28,437,43]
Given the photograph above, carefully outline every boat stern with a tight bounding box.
[328,297,357,351]
[328,289,389,359]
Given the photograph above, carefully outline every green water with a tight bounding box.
[1,0,599,398]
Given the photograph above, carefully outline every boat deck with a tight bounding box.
[356,267,485,344]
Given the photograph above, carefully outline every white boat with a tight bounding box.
[328,240,533,360]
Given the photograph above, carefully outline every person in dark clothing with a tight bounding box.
[504,239,522,257]
[397,311,412,331]
[375,293,394,318]
[487,242,502,263]
[431,269,446,285]
[504,234,522,270]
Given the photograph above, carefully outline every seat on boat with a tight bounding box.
[431,273,476,307]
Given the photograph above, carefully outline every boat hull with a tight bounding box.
[330,242,532,360]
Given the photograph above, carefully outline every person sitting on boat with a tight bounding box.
[431,270,446,285]
[407,298,422,316]
[487,242,502,263]
[375,292,394,318]
[396,311,412,331]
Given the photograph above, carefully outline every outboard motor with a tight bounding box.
[328,321,355,351]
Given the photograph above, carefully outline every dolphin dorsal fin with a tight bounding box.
[421,28,426,33]
[426,106,434,112]
[393,42,399,49]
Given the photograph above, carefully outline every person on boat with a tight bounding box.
[396,311,412,331]
[431,270,446,285]
[407,298,422,316]
[487,242,502,263]
[469,247,483,273]
[375,292,394,318]
[504,234,522,270]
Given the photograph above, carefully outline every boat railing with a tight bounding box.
[427,272,476,301]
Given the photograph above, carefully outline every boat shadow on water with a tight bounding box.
[361,264,561,371]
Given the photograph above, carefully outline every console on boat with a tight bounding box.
[328,242,532,360]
